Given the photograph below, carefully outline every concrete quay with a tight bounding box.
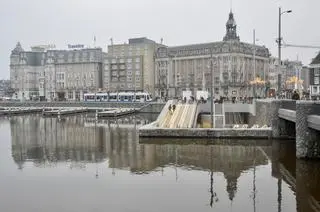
[0,101,165,114]
[0,101,165,118]
[139,124,272,139]
[139,99,320,159]
[139,100,272,139]
[97,108,136,118]
[42,108,89,116]
[0,107,43,115]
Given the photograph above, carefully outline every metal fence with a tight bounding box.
[309,102,320,115]
[280,100,296,111]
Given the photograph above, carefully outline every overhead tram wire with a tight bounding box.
[282,41,320,49]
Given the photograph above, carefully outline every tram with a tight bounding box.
[84,92,152,102]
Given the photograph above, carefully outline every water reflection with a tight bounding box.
[5,115,320,212]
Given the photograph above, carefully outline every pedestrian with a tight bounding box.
[172,104,176,112]
[292,90,300,100]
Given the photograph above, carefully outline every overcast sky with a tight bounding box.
[1,0,319,79]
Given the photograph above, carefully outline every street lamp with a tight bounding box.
[277,7,292,98]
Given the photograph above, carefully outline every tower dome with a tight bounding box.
[11,42,24,55]
[223,11,240,41]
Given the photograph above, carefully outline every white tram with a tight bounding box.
[84,92,152,102]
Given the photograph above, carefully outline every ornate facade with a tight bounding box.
[10,43,104,101]
[155,11,270,98]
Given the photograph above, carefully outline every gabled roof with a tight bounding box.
[311,52,320,65]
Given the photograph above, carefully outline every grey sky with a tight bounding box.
[1,0,319,79]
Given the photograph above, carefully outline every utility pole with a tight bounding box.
[210,48,214,128]
[278,7,292,98]
[253,29,256,98]
[167,59,170,99]
[278,7,282,98]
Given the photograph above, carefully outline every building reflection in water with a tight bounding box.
[9,115,320,212]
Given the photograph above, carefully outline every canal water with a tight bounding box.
[0,114,319,212]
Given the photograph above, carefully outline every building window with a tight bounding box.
[135,64,140,69]
[312,86,318,94]
[119,58,125,63]
[314,76,319,85]
[215,77,220,84]
[135,71,140,75]
[127,58,132,63]
[135,57,140,62]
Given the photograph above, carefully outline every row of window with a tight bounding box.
[109,83,141,89]
[107,58,140,63]
[106,63,141,70]
[56,73,65,80]
[110,70,141,76]
[110,76,141,82]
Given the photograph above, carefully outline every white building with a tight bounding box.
[10,43,104,101]
[155,11,270,99]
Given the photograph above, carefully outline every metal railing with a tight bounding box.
[280,100,296,111]
[309,102,320,115]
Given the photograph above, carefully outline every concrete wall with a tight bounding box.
[139,127,272,139]
[249,99,281,138]
[296,101,320,158]
[197,101,255,115]
[249,99,300,138]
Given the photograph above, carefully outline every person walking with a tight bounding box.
[168,104,172,113]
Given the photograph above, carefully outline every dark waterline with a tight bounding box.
[0,114,319,212]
